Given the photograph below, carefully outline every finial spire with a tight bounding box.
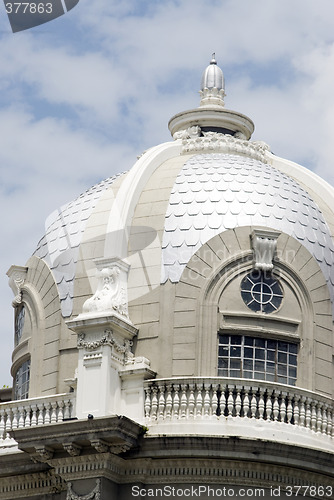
[200,55,225,107]
[210,53,217,64]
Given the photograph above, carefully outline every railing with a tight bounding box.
[0,393,75,446]
[144,378,334,439]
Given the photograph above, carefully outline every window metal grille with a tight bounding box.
[14,359,30,400]
[15,304,25,345]
[241,270,283,313]
[218,334,297,385]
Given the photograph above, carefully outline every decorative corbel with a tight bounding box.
[63,442,82,457]
[251,229,280,272]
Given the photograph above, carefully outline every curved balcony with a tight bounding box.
[144,378,334,454]
[0,393,75,450]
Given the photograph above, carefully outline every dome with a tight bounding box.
[31,53,334,317]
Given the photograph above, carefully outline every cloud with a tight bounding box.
[1,0,334,385]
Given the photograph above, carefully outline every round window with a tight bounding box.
[241,270,283,313]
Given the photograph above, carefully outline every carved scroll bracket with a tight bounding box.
[6,265,28,307]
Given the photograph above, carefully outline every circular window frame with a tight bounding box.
[240,270,284,314]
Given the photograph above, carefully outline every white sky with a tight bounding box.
[1,0,334,387]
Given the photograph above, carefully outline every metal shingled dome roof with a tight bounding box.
[34,173,124,317]
[161,153,334,307]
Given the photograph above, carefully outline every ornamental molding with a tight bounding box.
[66,479,100,500]
[178,129,270,163]
[252,229,280,271]
[6,265,28,307]
[78,330,134,366]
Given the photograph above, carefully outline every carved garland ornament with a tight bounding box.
[77,330,133,359]
[66,479,100,500]
[175,128,270,163]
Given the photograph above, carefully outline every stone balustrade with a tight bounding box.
[144,378,334,450]
[0,393,75,447]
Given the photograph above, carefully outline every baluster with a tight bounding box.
[311,402,317,432]
[293,397,300,427]
[30,404,38,427]
[286,396,293,425]
[305,399,311,429]
[279,393,286,423]
[151,387,158,421]
[203,384,211,418]
[45,403,52,424]
[18,406,25,428]
[272,394,279,421]
[243,391,250,419]
[58,401,65,421]
[180,384,188,419]
[235,388,242,418]
[144,387,151,420]
[316,404,323,433]
[258,389,265,420]
[158,384,166,421]
[0,410,5,440]
[227,387,234,417]
[172,384,180,419]
[299,397,306,428]
[195,384,203,418]
[12,408,19,430]
[51,402,58,423]
[327,409,333,437]
[165,384,173,420]
[188,383,195,419]
[212,385,218,419]
[321,406,328,435]
[250,391,257,419]
[37,402,44,425]
[6,410,14,439]
[64,400,72,420]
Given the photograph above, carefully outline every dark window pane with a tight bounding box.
[244,347,253,358]
[219,346,229,356]
[278,364,287,376]
[231,336,242,345]
[267,350,276,362]
[230,346,241,357]
[255,360,265,371]
[230,359,241,369]
[255,348,265,360]
[266,362,275,374]
[267,340,276,349]
[244,337,254,346]
[255,338,265,348]
[278,352,287,364]
[220,335,229,344]
[218,358,228,368]
[289,344,298,354]
[243,359,253,370]
[288,354,297,366]
[254,372,265,380]
[230,369,241,378]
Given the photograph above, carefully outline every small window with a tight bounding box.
[241,270,283,313]
[218,335,297,385]
[14,359,30,400]
[15,305,25,345]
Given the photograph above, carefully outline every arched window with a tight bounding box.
[14,304,25,346]
[14,359,30,400]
